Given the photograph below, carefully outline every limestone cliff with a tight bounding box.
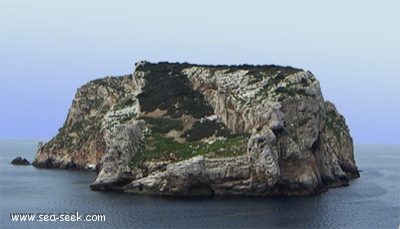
[33,75,141,169]
[34,61,359,196]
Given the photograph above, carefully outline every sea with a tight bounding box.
[0,139,399,229]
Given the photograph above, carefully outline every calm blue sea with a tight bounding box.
[0,139,399,228]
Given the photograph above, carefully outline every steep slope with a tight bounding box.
[33,75,142,169]
[34,61,359,196]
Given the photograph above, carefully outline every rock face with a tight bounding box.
[91,120,146,191]
[34,61,359,196]
[11,156,31,165]
[33,75,141,169]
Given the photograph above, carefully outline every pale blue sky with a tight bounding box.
[0,0,399,144]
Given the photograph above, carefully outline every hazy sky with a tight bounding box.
[0,0,399,144]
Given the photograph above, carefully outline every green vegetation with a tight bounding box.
[114,98,136,110]
[300,78,310,87]
[131,114,249,166]
[50,75,137,153]
[55,117,102,149]
[136,62,302,119]
[222,64,300,80]
[274,85,311,102]
[136,63,214,119]
[78,97,104,114]
[181,119,241,142]
[325,108,349,144]
[101,104,111,114]
[247,65,301,84]
[139,116,183,133]
[246,67,310,101]
[119,112,137,124]
[91,76,130,92]
[268,72,287,85]
[131,133,248,166]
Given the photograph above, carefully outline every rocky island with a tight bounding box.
[11,156,31,165]
[33,61,359,196]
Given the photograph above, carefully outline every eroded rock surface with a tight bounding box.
[11,156,31,166]
[34,61,359,196]
[90,120,146,191]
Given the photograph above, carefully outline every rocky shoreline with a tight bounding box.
[34,62,359,196]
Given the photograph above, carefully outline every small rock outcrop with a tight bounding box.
[34,61,359,196]
[11,156,31,165]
